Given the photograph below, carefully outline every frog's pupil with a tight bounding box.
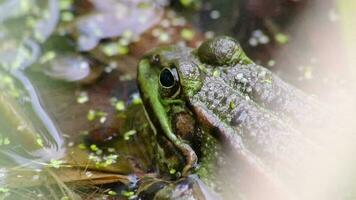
[160,68,175,88]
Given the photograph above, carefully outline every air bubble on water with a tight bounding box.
[85,171,93,178]
[259,35,270,44]
[151,28,161,37]
[67,142,74,147]
[250,29,269,46]
[249,38,258,47]
[205,31,215,39]
[210,10,220,19]
[160,19,170,28]
[252,30,263,38]
[159,32,170,42]
[267,60,276,67]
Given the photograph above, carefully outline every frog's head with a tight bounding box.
[137,36,252,175]
[138,37,306,197]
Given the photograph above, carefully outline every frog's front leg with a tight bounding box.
[174,141,197,176]
[143,103,198,176]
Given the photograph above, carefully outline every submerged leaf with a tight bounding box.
[75,0,164,51]
[43,55,91,82]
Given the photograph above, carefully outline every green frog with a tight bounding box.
[137,36,324,199]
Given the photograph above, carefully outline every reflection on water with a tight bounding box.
[0,0,66,198]
[0,0,355,199]
[0,0,167,198]
[0,33,64,169]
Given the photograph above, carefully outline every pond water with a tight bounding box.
[0,0,355,199]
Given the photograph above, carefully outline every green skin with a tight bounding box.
[137,36,324,198]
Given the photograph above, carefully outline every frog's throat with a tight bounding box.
[138,59,197,175]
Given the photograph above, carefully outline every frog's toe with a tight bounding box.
[179,142,198,176]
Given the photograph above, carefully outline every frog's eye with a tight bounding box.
[160,68,175,88]
[159,67,180,98]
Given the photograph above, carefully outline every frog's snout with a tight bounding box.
[197,36,250,66]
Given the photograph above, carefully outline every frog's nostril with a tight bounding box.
[150,54,161,66]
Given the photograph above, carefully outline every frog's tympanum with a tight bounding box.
[137,36,322,199]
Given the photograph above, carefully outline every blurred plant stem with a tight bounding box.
[338,0,356,74]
